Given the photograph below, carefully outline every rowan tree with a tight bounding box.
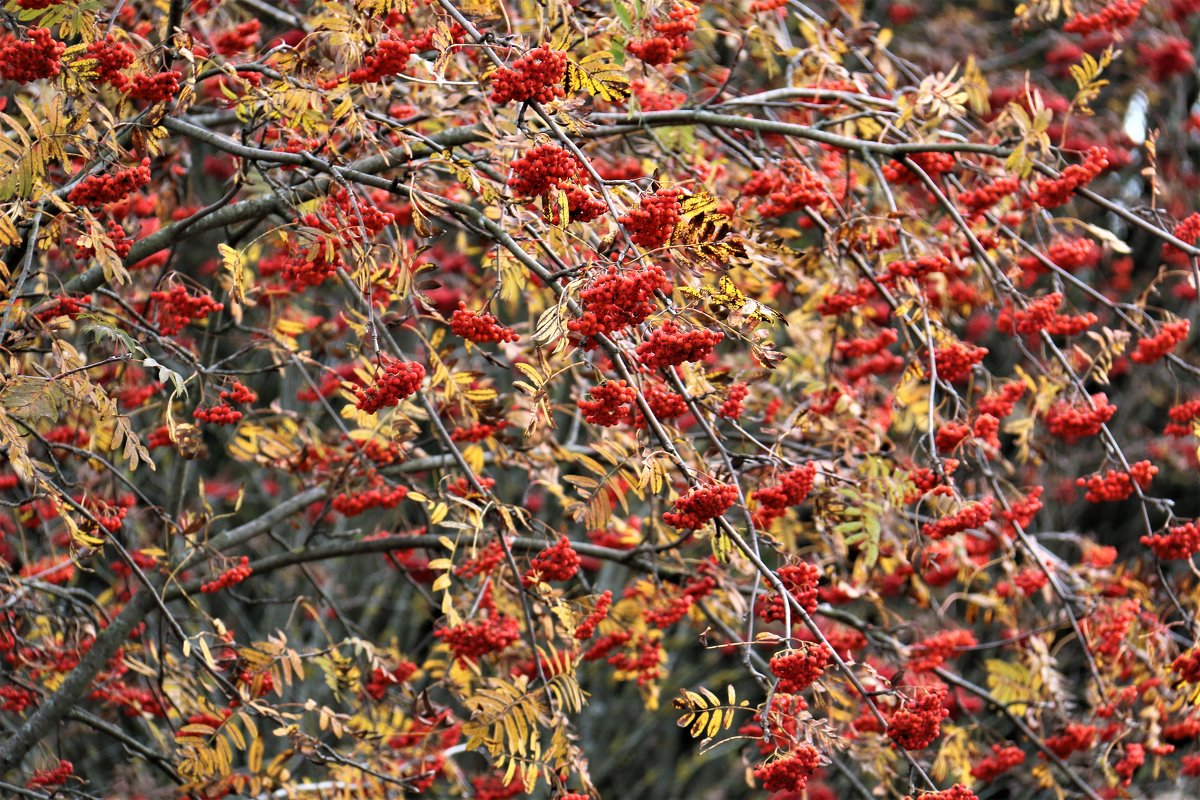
[0,0,1199,798]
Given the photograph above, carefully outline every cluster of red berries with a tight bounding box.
[151,285,224,336]
[446,475,496,497]
[124,70,182,103]
[1000,485,1044,535]
[435,614,521,661]
[1131,319,1189,363]
[213,19,261,56]
[837,328,898,359]
[844,351,905,383]
[973,413,1001,449]
[569,264,670,339]
[1037,237,1103,274]
[769,643,832,692]
[1114,742,1146,786]
[642,590,695,628]
[935,421,971,452]
[574,590,613,639]
[0,686,35,713]
[1063,0,1147,33]
[1076,460,1156,502]
[740,692,809,754]
[1165,212,1200,261]
[331,482,408,516]
[450,303,519,343]
[363,661,417,701]
[194,403,243,425]
[1138,36,1195,82]
[523,536,581,585]
[19,555,76,584]
[751,463,816,528]
[509,144,582,198]
[903,786,978,800]
[970,744,1026,780]
[77,495,129,534]
[85,36,136,87]
[881,255,956,286]
[753,744,821,792]
[1029,147,1109,208]
[1044,309,1098,336]
[758,562,821,621]
[932,341,987,383]
[743,160,832,217]
[579,380,637,426]
[456,538,509,578]
[1006,293,1065,335]
[1165,715,1200,742]
[27,759,73,788]
[718,382,749,419]
[75,218,133,260]
[905,459,958,504]
[1044,722,1097,758]
[68,159,152,207]
[629,381,688,428]
[921,496,993,539]
[627,4,698,65]
[201,557,252,593]
[506,154,605,224]
[882,151,957,184]
[237,668,275,699]
[281,246,341,289]
[450,420,508,442]
[636,320,722,371]
[1172,648,1200,683]
[16,0,66,8]
[220,382,257,405]
[817,278,874,316]
[663,482,738,530]
[1165,398,1200,437]
[0,28,65,83]
[35,294,91,322]
[959,176,1019,214]
[1142,521,1200,561]
[489,46,568,104]
[619,189,682,249]
[355,358,425,413]
[471,774,524,800]
[887,686,948,750]
[977,380,1027,418]
[550,183,609,224]
[349,31,433,83]
[908,629,977,672]
[1043,393,1116,442]
[1090,597,1140,658]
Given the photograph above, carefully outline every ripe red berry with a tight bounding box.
[887,685,948,750]
[0,28,65,84]
[68,159,152,207]
[636,320,722,371]
[619,188,683,249]
[450,303,519,343]
[568,264,671,340]
[355,358,425,413]
[489,46,568,105]
[523,536,581,586]
[663,482,738,530]
[579,380,637,426]
[201,557,252,593]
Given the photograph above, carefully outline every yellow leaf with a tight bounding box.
[565,51,631,102]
